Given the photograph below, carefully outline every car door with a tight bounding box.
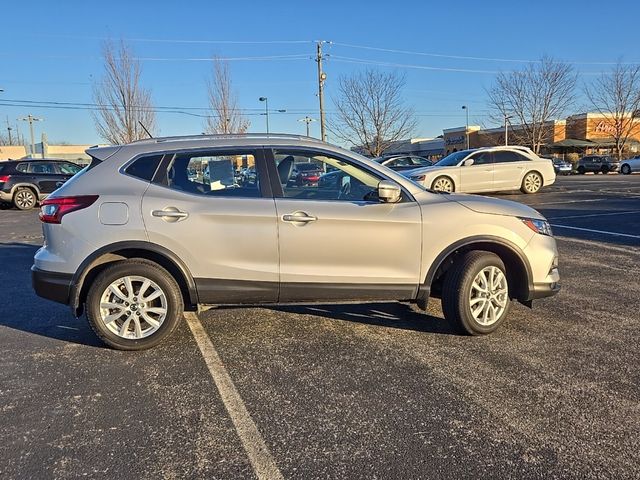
[492,151,530,190]
[267,148,422,302]
[141,148,279,304]
[28,162,66,194]
[55,162,83,185]
[458,151,494,192]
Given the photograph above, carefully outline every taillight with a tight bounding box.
[0,175,10,183]
[39,195,99,224]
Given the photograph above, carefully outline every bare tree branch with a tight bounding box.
[328,69,417,157]
[585,62,640,160]
[92,40,156,144]
[203,57,250,134]
[487,56,577,153]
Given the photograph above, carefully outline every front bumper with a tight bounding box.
[31,266,73,305]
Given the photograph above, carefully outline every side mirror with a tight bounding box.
[378,180,401,203]
[463,159,475,167]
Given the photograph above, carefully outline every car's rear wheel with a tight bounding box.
[431,176,454,193]
[86,260,183,350]
[621,164,631,175]
[441,251,511,335]
[577,166,586,174]
[13,188,37,210]
[600,166,609,174]
[520,171,542,194]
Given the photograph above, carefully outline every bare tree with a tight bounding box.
[487,56,577,153]
[92,40,156,144]
[203,58,250,134]
[585,62,640,160]
[329,69,417,157]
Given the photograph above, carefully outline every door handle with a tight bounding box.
[151,208,189,222]
[282,212,317,223]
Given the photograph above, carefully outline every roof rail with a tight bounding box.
[130,133,327,145]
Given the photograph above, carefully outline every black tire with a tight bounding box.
[86,259,184,350]
[431,176,455,193]
[601,166,609,174]
[621,164,631,175]
[520,171,543,194]
[577,166,586,174]
[13,188,37,210]
[441,251,511,335]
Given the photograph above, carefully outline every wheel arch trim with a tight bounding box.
[418,235,534,302]
[70,240,198,315]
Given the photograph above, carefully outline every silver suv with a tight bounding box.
[32,134,560,350]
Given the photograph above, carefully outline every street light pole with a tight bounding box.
[462,105,469,149]
[504,114,513,146]
[19,114,43,157]
[259,97,269,134]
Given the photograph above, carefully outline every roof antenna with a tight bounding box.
[138,121,153,139]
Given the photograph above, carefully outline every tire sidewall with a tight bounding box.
[621,164,630,175]
[86,261,183,350]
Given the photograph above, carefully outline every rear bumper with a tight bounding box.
[31,266,73,305]
[0,190,12,202]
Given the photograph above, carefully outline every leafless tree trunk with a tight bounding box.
[585,62,640,160]
[92,40,156,144]
[487,56,577,153]
[203,58,250,134]
[329,69,417,157]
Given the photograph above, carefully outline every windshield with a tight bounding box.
[434,151,470,167]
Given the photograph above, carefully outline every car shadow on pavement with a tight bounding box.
[0,242,104,348]
[268,301,459,335]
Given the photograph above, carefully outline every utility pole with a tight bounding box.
[298,116,316,137]
[19,115,43,157]
[6,117,13,145]
[316,41,328,142]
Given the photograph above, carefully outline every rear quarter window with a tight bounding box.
[16,163,30,173]
[125,154,163,181]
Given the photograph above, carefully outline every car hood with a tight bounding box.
[401,165,448,177]
[445,193,545,219]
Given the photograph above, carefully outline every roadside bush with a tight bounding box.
[566,153,580,170]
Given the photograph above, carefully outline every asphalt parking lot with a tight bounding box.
[1,174,639,479]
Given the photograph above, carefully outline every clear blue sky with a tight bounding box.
[1,0,639,145]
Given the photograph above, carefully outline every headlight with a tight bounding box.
[520,217,553,236]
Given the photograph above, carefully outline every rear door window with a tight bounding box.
[166,150,263,198]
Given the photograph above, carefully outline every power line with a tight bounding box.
[332,42,640,66]
[29,34,314,45]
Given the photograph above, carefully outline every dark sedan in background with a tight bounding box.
[373,155,433,171]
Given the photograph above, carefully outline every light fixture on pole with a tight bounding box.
[504,114,513,146]
[461,105,469,149]
[298,116,317,137]
[259,97,269,133]
[19,114,43,157]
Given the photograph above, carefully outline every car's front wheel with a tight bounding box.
[577,166,586,174]
[86,260,183,350]
[520,171,542,194]
[13,188,37,210]
[441,251,511,335]
[431,176,455,193]
[621,164,631,175]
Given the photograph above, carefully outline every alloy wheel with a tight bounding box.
[99,275,168,339]
[432,177,454,192]
[468,266,508,326]
[15,190,36,209]
[524,173,542,193]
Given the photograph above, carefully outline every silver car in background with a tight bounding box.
[404,146,556,194]
[32,134,560,350]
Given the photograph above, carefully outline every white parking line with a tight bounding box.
[550,224,640,240]
[185,312,284,480]
[549,210,640,220]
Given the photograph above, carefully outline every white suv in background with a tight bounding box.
[404,146,556,194]
[31,134,560,350]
